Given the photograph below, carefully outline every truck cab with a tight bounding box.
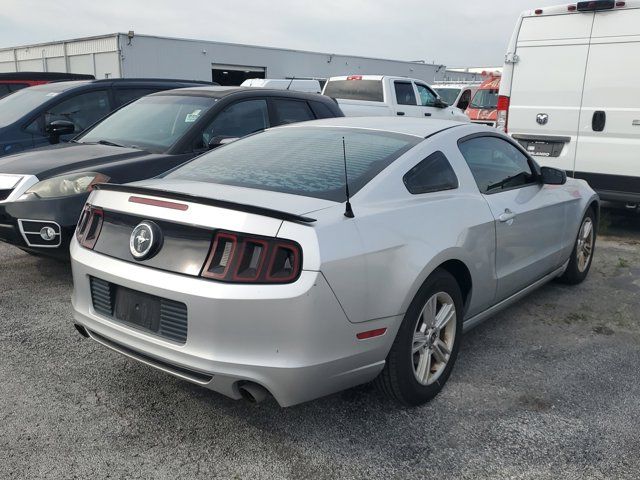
[322,75,469,122]
[465,74,501,127]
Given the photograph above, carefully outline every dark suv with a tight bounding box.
[0,78,213,157]
[0,86,343,257]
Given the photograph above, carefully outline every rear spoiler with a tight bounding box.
[93,183,317,225]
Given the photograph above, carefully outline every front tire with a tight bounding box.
[376,269,463,406]
[559,208,596,285]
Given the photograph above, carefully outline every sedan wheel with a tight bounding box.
[559,208,597,285]
[376,268,463,406]
[412,292,456,386]
[576,217,594,273]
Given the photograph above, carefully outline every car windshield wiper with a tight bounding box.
[485,172,530,192]
[96,139,128,148]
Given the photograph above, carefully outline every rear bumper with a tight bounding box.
[70,240,400,406]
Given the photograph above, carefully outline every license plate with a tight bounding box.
[519,140,564,158]
[114,286,161,332]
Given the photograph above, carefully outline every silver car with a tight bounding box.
[70,117,598,407]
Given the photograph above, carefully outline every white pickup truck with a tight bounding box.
[322,75,469,121]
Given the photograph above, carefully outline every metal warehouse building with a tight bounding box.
[0,33,480,85]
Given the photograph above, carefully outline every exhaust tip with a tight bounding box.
[74,323,89,338]
[238,382,269,404]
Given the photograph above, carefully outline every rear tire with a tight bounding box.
[375,269,463,406]
[558,208,596,285]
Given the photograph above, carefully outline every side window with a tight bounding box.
[114,88,159,106]
[272,99,315,125]
[394,81,417,106]
[45,90,111,132]
[403,151,458,194]
[200,99,269,147]
[415,83,437,107]
[309,100,335,119]
[458,136,536,194]
[458,90,471,110]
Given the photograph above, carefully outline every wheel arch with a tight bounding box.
[401,253,475,319]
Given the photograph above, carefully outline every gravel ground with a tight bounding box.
[1,209,639,479]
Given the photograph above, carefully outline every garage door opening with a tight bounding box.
[212,64,266,86]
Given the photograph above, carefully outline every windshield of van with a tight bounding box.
[470,89,499,110]
[433,88,460,106]
[0,88,58,127]
[78,95,217,152]
[165,126,420,201]
[323,80,384,102]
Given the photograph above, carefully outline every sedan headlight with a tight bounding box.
[23,172,110,199]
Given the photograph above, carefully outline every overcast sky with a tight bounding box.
[2,0,563,67]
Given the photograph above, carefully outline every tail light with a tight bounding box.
[76,204,104,250]
[202,230,302,284]
[577,1,615,11]
[496,95,510,133]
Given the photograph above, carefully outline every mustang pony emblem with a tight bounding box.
[129,221,162,260]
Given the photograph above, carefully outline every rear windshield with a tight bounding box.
[433,88,460,106]
[470,89,499,110]
[323,80,384,102]
[165,126,420,201]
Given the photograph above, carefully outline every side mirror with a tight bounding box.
[45,120,76,143]
[433,98,449,109]
[540,166,567,185]
[208,135,239,149]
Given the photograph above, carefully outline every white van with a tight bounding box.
[499,1,640,204]
[241,78,322,94]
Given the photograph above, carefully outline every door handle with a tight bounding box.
[592,111,606,132]
[498,209,516,223]
[424,112,432,117]
[397,112,405,116]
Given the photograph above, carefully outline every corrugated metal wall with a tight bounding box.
[0,33,482,83]
[0,35,121,77]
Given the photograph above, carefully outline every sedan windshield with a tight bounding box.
[0,88,57,127]
[433,88,460,106]
[470,89,499,110]
[165,126,420,201]
[78,95,216,152]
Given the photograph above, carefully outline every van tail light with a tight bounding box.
[201,230,302,284]
[76,204,104,250]
[496,95,510,133]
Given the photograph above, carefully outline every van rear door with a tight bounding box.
[508,12,594,173]
[574,7,640,201]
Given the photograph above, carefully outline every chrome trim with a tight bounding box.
[0,174,39,204]
[17,219,62,248]
[462,261,569,333]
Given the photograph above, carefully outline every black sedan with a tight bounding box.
[0,87,343,257]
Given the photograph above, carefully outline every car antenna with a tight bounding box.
[286,76,295,90]
[342,136,355,218]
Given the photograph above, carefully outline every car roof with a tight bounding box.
[278,116,466,138]
[24,78,212,93]
[150,86,331,100]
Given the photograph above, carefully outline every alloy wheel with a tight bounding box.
[412,291,457,386]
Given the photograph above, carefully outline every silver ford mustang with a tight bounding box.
[70,117,598,407]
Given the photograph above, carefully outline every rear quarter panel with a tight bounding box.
[317,129,498,324]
